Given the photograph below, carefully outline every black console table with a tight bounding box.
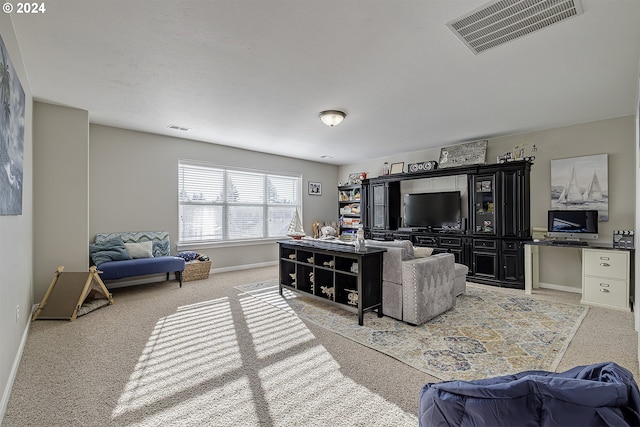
[278,240,385,325]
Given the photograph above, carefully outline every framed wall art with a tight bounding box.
[308,181,322,195]
[438,140,487,169]
[0,35,25,215]
[390,162,404,174]
[550,153,608,221]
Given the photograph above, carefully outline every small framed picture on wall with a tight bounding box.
[308,181,322,195]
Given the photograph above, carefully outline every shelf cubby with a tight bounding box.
[279,260,296,287]
[297,264,314,293]
[315,253,334,268]
[334,256,357,274]
[280,246,296,261]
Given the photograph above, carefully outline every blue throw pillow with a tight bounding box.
[89,237,132,266]
[177,251,199,261]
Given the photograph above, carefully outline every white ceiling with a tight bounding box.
[10,0,640,165]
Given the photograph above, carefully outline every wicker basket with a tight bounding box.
[183,260,212,282]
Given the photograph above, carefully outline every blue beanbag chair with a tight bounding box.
[419,362,640,427]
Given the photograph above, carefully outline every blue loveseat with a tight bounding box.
[90,231,186,287]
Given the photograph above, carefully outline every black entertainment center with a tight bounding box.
[353,160,531,289]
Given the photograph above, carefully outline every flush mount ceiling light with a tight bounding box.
[318,110,346,127]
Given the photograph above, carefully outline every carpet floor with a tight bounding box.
[2,266,638,426]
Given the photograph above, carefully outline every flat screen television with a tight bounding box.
[403,191,461,231]
[547,209,599,240]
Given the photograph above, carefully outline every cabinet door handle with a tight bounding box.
[599,263,610,267]
[600,288,610,293]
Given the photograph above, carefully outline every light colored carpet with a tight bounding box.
[2,266,638,426]
[3,267,418,427]
[237,281,589,381]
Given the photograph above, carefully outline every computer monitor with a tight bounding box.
[547,209,599,241]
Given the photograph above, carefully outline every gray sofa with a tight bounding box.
[365,240,468,324]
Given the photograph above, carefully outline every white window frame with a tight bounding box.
[178,160,302,247]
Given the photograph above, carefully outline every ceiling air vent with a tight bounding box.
[447,0,583,54]
[167,124,191,132]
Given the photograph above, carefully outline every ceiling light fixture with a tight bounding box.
[318,110,346,127]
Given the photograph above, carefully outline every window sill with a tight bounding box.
[177,237,284,251]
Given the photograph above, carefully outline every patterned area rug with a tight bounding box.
[236,281,589,381]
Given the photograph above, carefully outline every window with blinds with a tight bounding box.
[178,161,301,244]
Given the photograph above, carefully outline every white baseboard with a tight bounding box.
[538,282,582,294]
[1,312,33,422]
[212,261,278,274]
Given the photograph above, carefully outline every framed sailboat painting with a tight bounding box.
[550,154,608,221]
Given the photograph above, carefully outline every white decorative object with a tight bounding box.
[320,225,337,238]
[287,208,305,239]
[320,286,335,298]
[346,290,359,306]
[354,226,366,252]
[438,140,487,169]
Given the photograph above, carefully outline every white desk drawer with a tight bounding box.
[582,250,628,280]
[582,276,628,309]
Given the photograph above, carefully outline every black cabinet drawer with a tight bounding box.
[393,233,412,241]
[414,236,438,246]
[473,239,497,250]
[502,240,519,251]
[440,237,462,247]
[370,231,387,241]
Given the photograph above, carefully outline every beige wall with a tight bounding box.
[33,102,89,300]
[490,116,635,289]
[89,125,338,271]
[339,115,636,291]
[0,17,33,418]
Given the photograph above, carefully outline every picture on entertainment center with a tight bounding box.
[476,180,492,192]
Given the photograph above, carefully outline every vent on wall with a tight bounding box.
[447,0,583,54]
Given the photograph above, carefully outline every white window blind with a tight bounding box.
[178,161,301,244]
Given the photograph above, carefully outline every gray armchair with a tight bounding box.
[366,239,468,325]
[402,254,455,325]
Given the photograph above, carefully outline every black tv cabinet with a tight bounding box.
[362,161,531,289]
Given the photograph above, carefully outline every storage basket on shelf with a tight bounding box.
[183,260,212,282]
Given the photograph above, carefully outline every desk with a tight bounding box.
[525,241,633,311]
